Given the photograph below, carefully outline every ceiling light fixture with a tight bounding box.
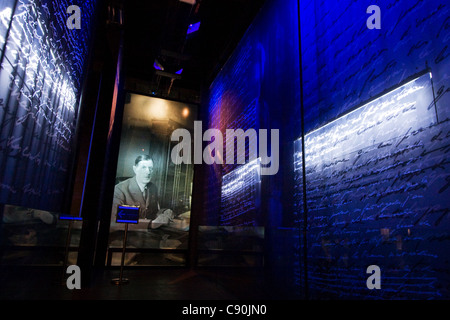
[153,59,164,71]
[187,21,201,35]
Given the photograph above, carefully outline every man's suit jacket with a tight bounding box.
[112,177,159,221]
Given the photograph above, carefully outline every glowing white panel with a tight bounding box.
[301,73,436,165]
[0,2,13,44]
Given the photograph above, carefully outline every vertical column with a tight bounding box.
[76,0,125,287]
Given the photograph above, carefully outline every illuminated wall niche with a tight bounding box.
[220,158,261,226]
[294,73,450,299]
[0,0,96,212]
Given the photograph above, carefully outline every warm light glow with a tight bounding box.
[182,107,189,117]
[148,98,168,119]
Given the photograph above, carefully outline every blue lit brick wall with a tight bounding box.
[298,0,450,299]
[300,0,450,130]
[204,0,449,299]
[204,0,300,228]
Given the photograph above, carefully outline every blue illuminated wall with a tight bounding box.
[0,0,97,212]
[206,0,450,299]
[300,0,450,130]
[204,0,301,296]
[204,0,300,228]
[296,0,450,299]
[294,73,449,299]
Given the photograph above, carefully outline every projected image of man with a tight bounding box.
[112,155,160,222]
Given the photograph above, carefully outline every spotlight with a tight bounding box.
[187,22,201,35]
[153,59,164,71]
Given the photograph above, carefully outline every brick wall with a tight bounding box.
[203,0,450,299]
[298,0,450,299]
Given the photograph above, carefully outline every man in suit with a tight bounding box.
[109,155,174,261]
[112,155,160,223]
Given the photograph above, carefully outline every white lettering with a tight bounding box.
[366,5,381,29]
[182,304,216,317]
[66,265,81,289]
[67,5,81,30]
[170,121,280,175]
[366,265,381,289]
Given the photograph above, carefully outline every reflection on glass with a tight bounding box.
[197,225,264,266]
[0,204,81,265]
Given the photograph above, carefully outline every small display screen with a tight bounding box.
[116,205,140,224]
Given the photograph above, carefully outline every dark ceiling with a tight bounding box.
[119,0,267,103]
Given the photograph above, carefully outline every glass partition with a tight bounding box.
[107,93,197,266]
[294,73,449,299]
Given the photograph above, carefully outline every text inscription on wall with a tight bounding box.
[294,73,450,299]
[0,0,96,211]
[221,158,261,226]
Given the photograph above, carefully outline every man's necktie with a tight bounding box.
[143,186,148,202]
[143,186,150,218]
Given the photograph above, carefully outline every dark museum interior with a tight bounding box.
[0,0,449,303]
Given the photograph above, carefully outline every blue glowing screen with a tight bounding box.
[116,205,140,224]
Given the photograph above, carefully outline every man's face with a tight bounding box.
[133,160,154,185]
